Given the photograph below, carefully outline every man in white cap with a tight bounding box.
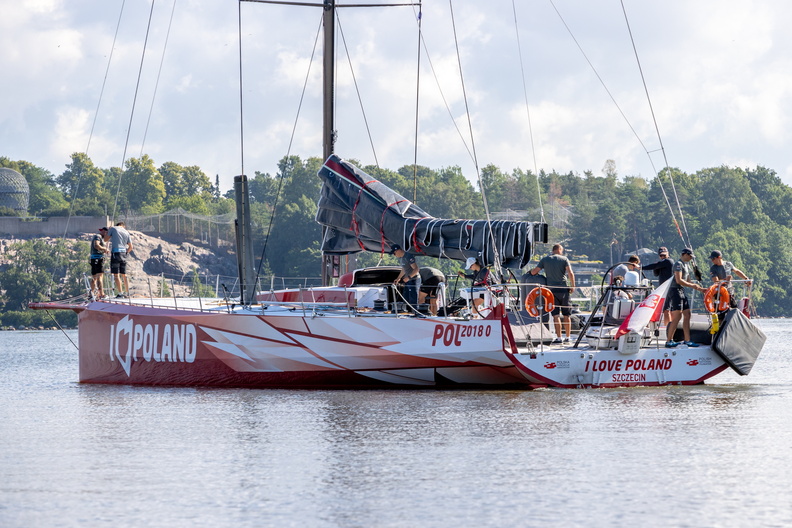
[457,257,494,315]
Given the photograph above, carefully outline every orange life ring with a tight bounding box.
[704,283,731,313]
[525,286,555,317]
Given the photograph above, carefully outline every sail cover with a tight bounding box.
[316,155,548,268]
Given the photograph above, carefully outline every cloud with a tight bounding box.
[3,0,792,190]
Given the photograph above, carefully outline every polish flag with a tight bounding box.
[614,278,673,339]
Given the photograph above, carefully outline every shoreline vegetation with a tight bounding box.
[2,153,792,318]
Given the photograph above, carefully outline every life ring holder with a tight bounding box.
[704,282,731,313]
[525,286,555,317]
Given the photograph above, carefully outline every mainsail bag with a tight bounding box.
[316,155,547,268]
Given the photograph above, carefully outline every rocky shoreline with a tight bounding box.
[1,229,238,299]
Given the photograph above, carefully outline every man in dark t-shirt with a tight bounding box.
[89,227,110,299]
[665,248,706,348]
[642,246,674,323]
[709,250,751,308]
[529,244,576,344]
[419,267,446,316]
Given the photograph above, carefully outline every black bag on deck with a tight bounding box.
[712,309,766,376]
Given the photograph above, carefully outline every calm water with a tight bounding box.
[1,320,791,527]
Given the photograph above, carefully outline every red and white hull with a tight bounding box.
[78,301,532,388]
[508,344,729,388]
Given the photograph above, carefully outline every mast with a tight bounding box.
[243,0,417,286]
[321,0,336,286]
[234,175,257,304]
[323,0,336,161]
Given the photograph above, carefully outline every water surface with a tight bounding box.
[1,320,790,527]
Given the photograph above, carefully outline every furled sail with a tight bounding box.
[316,155,548,268]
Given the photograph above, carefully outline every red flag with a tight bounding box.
[614,278,673,339]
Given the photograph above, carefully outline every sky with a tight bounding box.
[3,0,792,194]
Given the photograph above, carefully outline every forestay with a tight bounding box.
[316,155,548,268]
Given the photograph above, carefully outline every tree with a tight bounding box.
[0,239,88,311]
[189,267,215,297]
[167,195,211,215]
[160,161,186,198]
[744,166,792,228]
[122,155,165,214]
[479,163,508,212]
[0,157,67,215]
[58,153,105,202]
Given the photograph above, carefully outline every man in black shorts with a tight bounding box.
[89,227,110,299]
[529,244,576,344]
[418,267,445,316]
[665,248,706,348]
[109,222,133,298]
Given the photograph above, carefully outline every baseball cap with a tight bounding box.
[465,257,477,269]
[657,246,668,255]
[389,244,401,254]
[709,250,722,259]
[99,227,108,232]
[681,248,694,256]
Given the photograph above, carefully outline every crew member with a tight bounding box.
[89,226,110,299]
[457,257,495,315]
[530,244,576,344]
[419,267,446,316]
[709,250,751,308]
[665,248,706,348]
[391,244,420,306]
[109,221,133,298]
[642,246,674,323]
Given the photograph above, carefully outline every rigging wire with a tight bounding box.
[336,11,379,168]
[619,0,692,249]
[112,0,158,221]
[409,6,474,164]
[51,2,129,276]
[510,0,545,224]
[448,0,502,275]
[140,0,179,156]
[87,0,127,155]
[412,3,422,204]
[44,1,129,305]
[548,0,691,250]
[250,15,325,295]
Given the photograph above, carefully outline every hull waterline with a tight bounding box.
[71,301,733,389]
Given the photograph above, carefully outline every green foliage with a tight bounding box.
[160,162,213,208]
[167,195,211,215]
[0,239,88,311]
[1,157,68,215]
[7,149,792,316]
[0,206,21,217]
[189,268,216,297]
[158,277,171,297]
[0,309,77,329]
[122,155,165,213]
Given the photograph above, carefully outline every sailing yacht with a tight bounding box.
[30,1,765,388]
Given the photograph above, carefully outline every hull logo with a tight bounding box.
[109,315,197,376]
